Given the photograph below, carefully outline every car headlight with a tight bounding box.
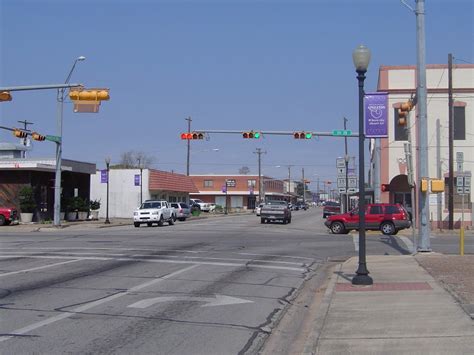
[152,211,159,215]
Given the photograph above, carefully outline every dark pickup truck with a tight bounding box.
[260,200,292,224]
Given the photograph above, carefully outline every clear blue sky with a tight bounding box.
[1,0,473,187]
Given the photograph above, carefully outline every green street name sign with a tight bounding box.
[46,135,62,143]
[332,130,352,136]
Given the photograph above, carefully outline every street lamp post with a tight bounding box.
[352,45,373,286]
[105,157,111,224]
[53,56,86,227]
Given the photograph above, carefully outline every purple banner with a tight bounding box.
[364,92,388,138]
[101,170,108,183]
[221,185,227,193]
[134,174,141,186]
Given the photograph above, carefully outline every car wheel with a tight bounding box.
[169,216,175,225]
[381,222,396,235]
[323,214,327,219]
[282,219,287,224]
[178,218,186,221]
[157,216,164,226]
[134,222,140,228]
[147,222,153,227]
[261,218,265,224]
[0,215,5,226]
[288,218,292,224]
[392,229,399,235]
[330,221,345,234]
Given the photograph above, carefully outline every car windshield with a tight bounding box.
[141,201,161,209]
[325,201,340,207]
[267,201,287,206]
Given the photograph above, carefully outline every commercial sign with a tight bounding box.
[364,92,388,138]
[134,174,141,186]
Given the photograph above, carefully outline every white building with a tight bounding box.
[373,63,474,228]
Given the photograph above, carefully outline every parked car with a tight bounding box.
[133,200,176,227]
[170,202,191,221]
[0,206,19,226]
[295,202,308,210]
[322,201,341,218]
[255,203,264,216]
[260,200,291,224]
[324,203,411,235]
[189,198,211,212]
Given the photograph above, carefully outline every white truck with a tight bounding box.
[133,200,176,227]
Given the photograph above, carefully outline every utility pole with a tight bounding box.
[185,116,192,176]
[437,119,443,230]
[448,53,454,229]
[288,166,292,203]
[137,157,143,205]
[302,167,305,204]
[254,148,266,203]
[17,120,33,158]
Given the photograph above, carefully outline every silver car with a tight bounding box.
[255,203,264,216]
[170,202,191,221]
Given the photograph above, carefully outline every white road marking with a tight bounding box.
[0,247,201,254]
[238,252,314,261]
[399,236,415,253]
[0,265,199,343]
[0,255,307,272]
[0,260,80,278]
[353,235,359,252]
[128,294,253,309]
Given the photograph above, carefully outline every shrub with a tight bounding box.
[90,199,101,210]
[19,186,36,213]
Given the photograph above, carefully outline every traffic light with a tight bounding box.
[381,184,390,192]
[242,131,261,139]
[293,132,312,139]
[12,129,27,138]
[69,89,110,101]
[0,91,12,102]
[180,132,204,140]
[398,101,414,126]
[31,132,46,141]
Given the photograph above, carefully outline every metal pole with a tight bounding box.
[352,68,373,285]
[302,168,306,205]
[186,117,192,176]
[416,0,431,251]
[105,160,110,224]
[288,166,291,204]
[436,119,443,230]
[448,53,454,229]
[225,180,228,215]
[374,139,381,203]
[344,117,350,211]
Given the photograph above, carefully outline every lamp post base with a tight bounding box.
[352,273,373,285]
[104,219,110,224]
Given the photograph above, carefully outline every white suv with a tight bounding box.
[190,198,211,212]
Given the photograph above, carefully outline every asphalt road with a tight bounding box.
[0,208,472,354]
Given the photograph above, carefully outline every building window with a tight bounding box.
[454,106,466,140]
[394,108,408,141]
[168,196,177,202]
[204,180,213,187]
[247,179,256,187]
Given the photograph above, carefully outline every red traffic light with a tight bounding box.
[293,132,312,139]
[381,184,390,192]
[242,131,260,139]
[181,132,204,140]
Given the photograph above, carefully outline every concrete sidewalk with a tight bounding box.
[304,255,474,354]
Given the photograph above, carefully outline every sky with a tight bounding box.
[1,0,473,189]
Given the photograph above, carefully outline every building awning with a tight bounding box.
[0,158,96,174]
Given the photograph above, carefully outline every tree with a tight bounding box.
[114,151,155,169]
[239,166,250,175]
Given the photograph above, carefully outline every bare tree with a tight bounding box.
[239,166,250,175]
[114,150,155,169]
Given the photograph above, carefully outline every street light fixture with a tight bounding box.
[105,157,111,224]
[53,56,86,227]
[352,45,373,286]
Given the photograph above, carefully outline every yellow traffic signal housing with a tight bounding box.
[430,179,445,193]
[420,179,429,192]
[69,89,110,101]
[13,129,27,138]
[0,91,12,102]
[31,132,46,141]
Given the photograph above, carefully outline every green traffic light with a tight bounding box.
[254,132,260,139]
[305,132,312,139]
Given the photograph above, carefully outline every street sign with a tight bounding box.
[456,177,464,187]
[337,177,346,188]
[336,158,346,168]
[337,167,346,176]
[338,188,347,193]
[332,130,352,136]
[457,186,464,194]
[226,179,236,187]
[464,186,471,194]
[45,135,61,143]
[456,152,464,172]
[348,177,357,188]
[347,188,357,193]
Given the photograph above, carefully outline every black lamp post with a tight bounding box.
[105,157,111,224]
[352,45,373,286]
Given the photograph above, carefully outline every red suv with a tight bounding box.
[0,206,19,226]
[324,203,411,235]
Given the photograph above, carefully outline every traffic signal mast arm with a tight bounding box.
[0,126,59,143]
[190,130,360,137]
